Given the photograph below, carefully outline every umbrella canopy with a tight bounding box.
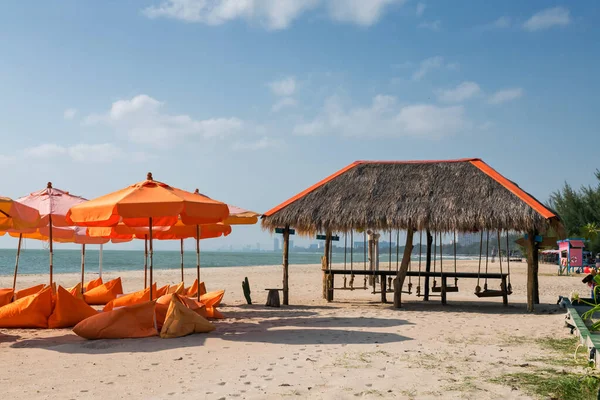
[18,182,87,228]
[193,189,260,225]
[66,173,229,228]
[0,197,41,231]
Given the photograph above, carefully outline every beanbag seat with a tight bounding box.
[0,289,14,307]
[85,277,103,292]
[180,297,208,318]
[154,285,169,299]
[168,282,185,295]
[156,294,207,328]
[103,283,156,312]
[83,278,123,305]
[67,283,84,299]
[15,284,45,300]
[0,286,53,328]
[73,301,158,339]
[200,290,225,319]
[48,286,98,329]
[185,279,207,297]
[160,294,215,339]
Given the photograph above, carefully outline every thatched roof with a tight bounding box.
[261,158,563,235]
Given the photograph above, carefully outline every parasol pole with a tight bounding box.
[144,235,148,289]
[196,225,201,301]
[49,214,54,287]
[12,233,23,300]
[80,244,86,293]
[99,243,103,279]
[180,238,185,284]
[149,218,154,300]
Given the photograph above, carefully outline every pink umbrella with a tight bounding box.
[16,182,88,286]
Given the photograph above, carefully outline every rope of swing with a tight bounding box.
[484,230,490,290]
[506,230,512,292]
[476,230,483,293]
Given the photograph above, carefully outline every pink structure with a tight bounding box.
[557,239,585,273]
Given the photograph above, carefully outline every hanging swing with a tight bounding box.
[416,231,423,296]
[334,230,361,291]
[474,230,511,298]
[431,232,459,293]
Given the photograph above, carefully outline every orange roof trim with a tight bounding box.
[469,160,556,220]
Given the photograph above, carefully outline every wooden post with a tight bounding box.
[12,233,22,294]
[148,217,154,301]
[526,230,536,312]
[424,230,432,301]
[381,274,387,303]
[322,231,332,300]
[441,276,447,305]
[501,275,508,306]
[180,238,184,284]
[393,227,414,308]
[144,235,148,289]
[533,237,540,304]
[282,225,290,306]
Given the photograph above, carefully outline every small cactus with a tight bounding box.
[242,276,252,304]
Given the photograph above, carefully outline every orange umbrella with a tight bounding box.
[193,189,260,225]
[67,173,229,299]
[0,197,41,231]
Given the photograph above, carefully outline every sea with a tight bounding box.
[0,248,477,276]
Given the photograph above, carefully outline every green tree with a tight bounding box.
[549,170,600,255]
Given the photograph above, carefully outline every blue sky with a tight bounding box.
[0,0,598,251]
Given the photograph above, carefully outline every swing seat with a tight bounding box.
[431,286,459,293]
[474,289,506,298]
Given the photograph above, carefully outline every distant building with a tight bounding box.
[290,240,295,250]
[273,238,280,252]
[256,242,261,251]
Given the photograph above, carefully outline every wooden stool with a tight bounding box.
[265,288,282,307]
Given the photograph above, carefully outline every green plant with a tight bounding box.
[242,276,252,304]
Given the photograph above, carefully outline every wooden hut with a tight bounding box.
[262,158,563,312]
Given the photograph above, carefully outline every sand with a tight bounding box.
[0,259,587,399]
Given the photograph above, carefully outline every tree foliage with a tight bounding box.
[549,170,600,254]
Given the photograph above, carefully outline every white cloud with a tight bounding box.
[143,0,405,29]
[84,94,244,147]
[418,20,440,31]
[412,56,453,80]
[63,108,77,120]
[523,7,570,31]
[416,2,426,16]
[293,94,468,139]
[268,77,297,97]
[492,16,511,28]
[23,143,125,163]
[436,81,481,103]
[272,97,297,112]
[232,136,282,151]
[0,154,16,165]
[488,88,524,105]
[327,0,405,26]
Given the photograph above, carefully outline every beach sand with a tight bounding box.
[0,260,587,399]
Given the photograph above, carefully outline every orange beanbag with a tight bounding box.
[85,277,103,292]
[200,290,225,308]
[185,279,208,297]
[0,289,14,307]
[0,286,54,328]
[73,301,158,339]
[181,297,208,318]
[168,282,185,295]
[83,278,123,305]
[67,283,84,300]
[160,294,215,339]
[15,284,45,300]
[48,286,98,329]
[103,283,156,312]
[154,285,169,300]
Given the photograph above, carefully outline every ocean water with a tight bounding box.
[0,248,477,276]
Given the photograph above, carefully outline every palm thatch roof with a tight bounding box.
[262,158,563,236]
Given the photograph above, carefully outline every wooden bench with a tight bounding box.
[264,288,284,307]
